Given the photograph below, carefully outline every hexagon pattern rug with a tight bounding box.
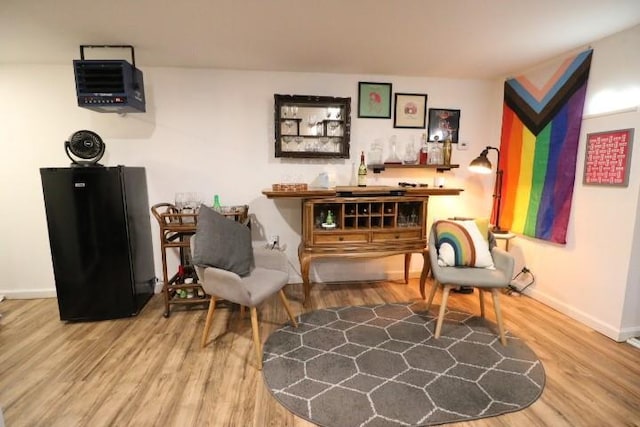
[262,302,545,426]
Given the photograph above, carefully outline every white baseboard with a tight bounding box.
[154,282,164,294]
[1,285,163,299]
[627,338,640,349]
[619,326,640,342]
[0,289,57,299]
[527,288,633,342]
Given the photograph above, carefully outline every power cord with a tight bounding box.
[287,258,302,280]
[263,241,302,279]
[506,267,535,296]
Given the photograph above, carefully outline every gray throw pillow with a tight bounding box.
[192,205,253,276]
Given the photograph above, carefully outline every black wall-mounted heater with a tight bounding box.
[73,45,146,113]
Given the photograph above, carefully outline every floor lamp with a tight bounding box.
[469,146,508,234]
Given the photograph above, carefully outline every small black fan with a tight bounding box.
[65,130,105,167]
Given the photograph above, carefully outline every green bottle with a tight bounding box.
[213,195,222,212]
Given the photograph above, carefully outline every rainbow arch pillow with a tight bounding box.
[434,220,495,268]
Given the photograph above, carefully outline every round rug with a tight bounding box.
[262,302,545,427]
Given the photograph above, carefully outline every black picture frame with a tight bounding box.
[358,82,392,119]
[427,108,461,142]
[274,94,351,159]
[393,93,427,128]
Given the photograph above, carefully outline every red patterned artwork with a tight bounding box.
[583,128,634,186]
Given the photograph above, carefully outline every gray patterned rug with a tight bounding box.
[263,302,544,426]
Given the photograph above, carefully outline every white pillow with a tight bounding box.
[435,219,495,269]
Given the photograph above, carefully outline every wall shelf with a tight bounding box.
[368,164,460,173]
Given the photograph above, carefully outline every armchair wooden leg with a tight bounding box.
[278,289,298,328]
[479,289,486,318]
[404,253,411,284]
[250,307,263,370]
[491,288,507,345]
[434,285,453,339]
[201,296,217,348]
[419,251,430,299]
[426,280,440,310]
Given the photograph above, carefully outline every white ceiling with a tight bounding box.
[2,0,640,79]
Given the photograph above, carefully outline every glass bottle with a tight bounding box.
[213,194,222,212]
[317,210,326,227]
[430,140,443,165]
[443,134,452,166]
[427,136,438,165]
[177,264,185,285]
[386,135,401,164]
[358,151,367,187]
[326,210,334,225]
[419,133,428,165]
[369,139,383,165]
[403,136,418,164]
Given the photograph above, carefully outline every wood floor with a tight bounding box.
[1,279,639,427]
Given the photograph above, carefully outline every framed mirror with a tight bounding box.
[274,94,351,159]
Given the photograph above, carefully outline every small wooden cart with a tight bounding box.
[151,203,249,317]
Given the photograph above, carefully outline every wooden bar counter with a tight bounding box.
[263,186,463,304]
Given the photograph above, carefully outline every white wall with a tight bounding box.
[2,25,638,342]
[0,67,499,298]
[508,25,640,341]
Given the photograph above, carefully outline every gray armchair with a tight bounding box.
[422,225,515,345]
[192,243,298,370]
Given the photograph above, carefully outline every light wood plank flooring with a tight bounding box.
[1,279,639,426]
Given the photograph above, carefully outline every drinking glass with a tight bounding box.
[174,192,187,211]
[187,192,202,213]
[283,106,294,130]
[308,115,316,129]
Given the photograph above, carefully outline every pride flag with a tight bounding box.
[498,49,592,244]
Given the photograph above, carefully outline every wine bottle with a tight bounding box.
[357,151,367,187]
[419,133,428,165]
[177,264,185,284]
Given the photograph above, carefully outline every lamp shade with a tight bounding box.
[469,150,492,174]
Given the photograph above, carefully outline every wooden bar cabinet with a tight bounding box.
[263,186,463,304]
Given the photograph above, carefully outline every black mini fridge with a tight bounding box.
[40,166,155,321]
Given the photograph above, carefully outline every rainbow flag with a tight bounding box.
[498,49,592,244]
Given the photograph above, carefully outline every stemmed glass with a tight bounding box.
[327,107,341,120]
[308,114,317,131]
[318,124,329,148]
[283,106,294,130]
[327,108,341,138]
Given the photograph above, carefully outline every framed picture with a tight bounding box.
[427,108,461,142]
[583,128,634,186]
[393,93,427,128]
[358,82,392,118]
